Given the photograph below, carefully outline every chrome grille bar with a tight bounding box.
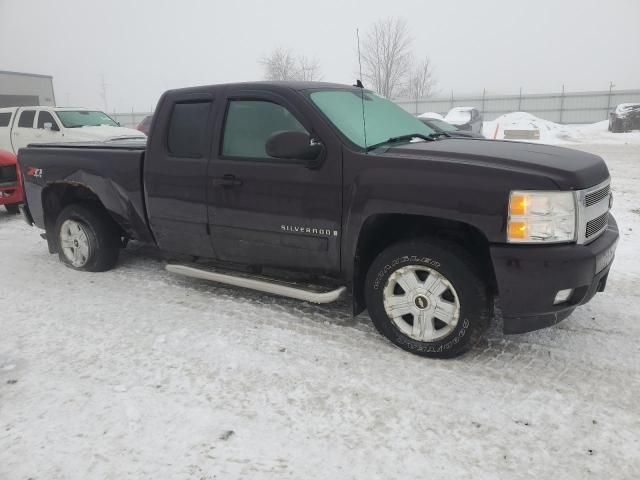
[576,178,611,244]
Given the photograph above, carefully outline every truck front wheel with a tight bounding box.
[364,239,490,358]
[54,203,120,272]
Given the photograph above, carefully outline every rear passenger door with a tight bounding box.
[12,109,37,151]
[144,93,216,257]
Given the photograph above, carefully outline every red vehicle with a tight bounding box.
[0,149,23,214]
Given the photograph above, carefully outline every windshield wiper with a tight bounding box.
[428,131,451,139]
[366,133,433,151]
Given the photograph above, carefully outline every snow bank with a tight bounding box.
[483,112,640,145]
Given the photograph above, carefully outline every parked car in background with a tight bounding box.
[136,115,153,135]
[444,107,483,135]
[419,117,485,138]
[609,103,640,133]
[0,149,22,214]
[0,106,146,154]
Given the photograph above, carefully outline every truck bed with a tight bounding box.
[19,139,154,243]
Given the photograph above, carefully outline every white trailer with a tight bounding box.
[0,70,56,108]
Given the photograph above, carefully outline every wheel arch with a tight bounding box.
[351,213,497,315]
[41,182,122,253]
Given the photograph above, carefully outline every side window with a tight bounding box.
[37,111,59,130]
[167,101,211,158]
[18,110,36,128]
[0,112,12,127]
[222,100,308,159]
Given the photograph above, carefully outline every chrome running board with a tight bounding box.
[166,264,347,304]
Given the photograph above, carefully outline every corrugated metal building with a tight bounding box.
[0,70,56,108]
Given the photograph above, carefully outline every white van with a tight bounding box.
[0,106,146,154]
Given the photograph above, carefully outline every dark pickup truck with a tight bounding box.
[18,81,619,358]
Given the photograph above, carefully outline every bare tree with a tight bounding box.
[261,49,322,81]
[297,56,322,81]
[361,17,413,99]
[403,57,437,111]
[261,48,299,81]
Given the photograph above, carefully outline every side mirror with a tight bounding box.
[266,130,324,166]
[43,122,53,130]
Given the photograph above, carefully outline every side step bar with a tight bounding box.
[166,264,347,304]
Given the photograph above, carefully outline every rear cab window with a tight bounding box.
[167,101,212,158]
[18,110,36,128]
[0,112,12,127]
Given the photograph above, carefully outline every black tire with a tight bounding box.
[364,239,491,358]
[54,203,121,272]
[5,204,20,215]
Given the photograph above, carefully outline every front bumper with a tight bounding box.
[490,215,619,334]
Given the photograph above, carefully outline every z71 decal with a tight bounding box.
[26,167,43,178]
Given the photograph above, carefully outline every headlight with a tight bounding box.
[507,191,577,243]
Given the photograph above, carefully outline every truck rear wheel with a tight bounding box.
[364,239,490,358]
[54,203,120,272]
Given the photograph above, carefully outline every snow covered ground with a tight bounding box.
[483,112,640,145]
[1,145,639,479]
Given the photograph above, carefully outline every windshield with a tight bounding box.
[56,110,119,128]
[309,89,435,149]
[427,118,460,132]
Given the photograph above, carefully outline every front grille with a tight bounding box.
[0,165,17,183]
[585,185,610,206]
[586,212,609,238]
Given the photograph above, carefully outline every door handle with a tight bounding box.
[212,174,243,188]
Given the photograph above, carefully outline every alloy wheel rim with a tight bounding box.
[383,265,460,342]
[59,219,90,268]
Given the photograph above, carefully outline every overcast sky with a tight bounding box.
[1,0,638,112]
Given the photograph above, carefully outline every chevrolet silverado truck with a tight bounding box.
[17,81,619,358]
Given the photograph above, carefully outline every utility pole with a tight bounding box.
[100,74,109,112]
[559,84,565,124]
[606,81,615,116]
[518,87,522,111]
[481,88,486,116]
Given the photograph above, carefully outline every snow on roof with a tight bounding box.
[418,112,444,120]
[615,103,640,115]
[444,107,475,124]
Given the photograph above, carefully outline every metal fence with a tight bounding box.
[395,88,640,124]
[112,88,640,127]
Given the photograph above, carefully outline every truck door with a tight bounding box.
[144,93,216,258]
[12,109,37,151]
[207,90,342,274]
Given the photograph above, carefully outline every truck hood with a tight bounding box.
[385,138,609,189]
[63,126,146,141]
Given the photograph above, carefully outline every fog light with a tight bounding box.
[554,288,573,305]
